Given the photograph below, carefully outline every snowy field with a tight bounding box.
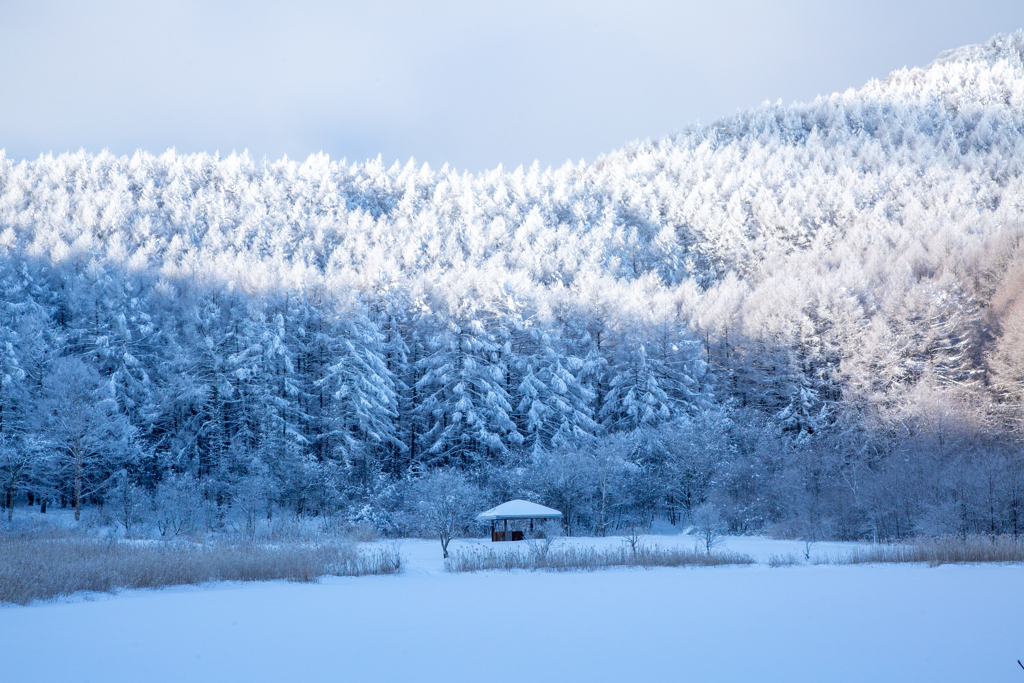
[2,535,1022,682]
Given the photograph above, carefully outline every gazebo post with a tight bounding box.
[503,518,508,542]
[490,520,495,541]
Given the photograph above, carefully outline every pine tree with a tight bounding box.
[317,310,403,483]
[514,326,597,452]
[600,332,673,433]
[416,314,521,466]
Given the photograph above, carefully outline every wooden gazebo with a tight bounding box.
[478,500,563,542]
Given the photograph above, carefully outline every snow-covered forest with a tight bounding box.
[2,32,1024,542]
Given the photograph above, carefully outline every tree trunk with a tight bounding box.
[74,460,82,522]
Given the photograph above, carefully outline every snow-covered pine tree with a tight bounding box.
[514,325,597,452]
[317,309,403,485]
[415,313,521,466]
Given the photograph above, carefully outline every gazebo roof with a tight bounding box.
[478,499,563,521]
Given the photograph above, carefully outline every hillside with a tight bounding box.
[1,32,1023,540]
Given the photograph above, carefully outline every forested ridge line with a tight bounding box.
[1,31,1024,541]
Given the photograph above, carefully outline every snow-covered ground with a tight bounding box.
[2,534,1022,682]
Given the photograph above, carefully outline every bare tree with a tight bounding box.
[691,502,725,555]
[623,524,644,557]
[40,359,132,521]
[528,446,594,537]
[0,435,36,521]
[412,469,480,559]
[231,475,274,540]
[106,470,150,538]
[154,473,205,538]
[527,519,563,562]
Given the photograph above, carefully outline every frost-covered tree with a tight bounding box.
[38,358,135,520]
[415,315,521,466]
[0,31,1020,540]
[411,468,482,558]
[317,311,403,482]
[514,326,597,451]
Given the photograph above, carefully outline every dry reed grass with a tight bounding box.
[0,530,402,605]
[446,542,754,573]
[766,552,803,568]
[841,535,1024,567]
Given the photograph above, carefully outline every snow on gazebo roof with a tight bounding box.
[478,500,563,521]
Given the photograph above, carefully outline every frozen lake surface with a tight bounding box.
[1,535,1022,682]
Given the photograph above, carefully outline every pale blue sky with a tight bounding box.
[0,1,1020,171]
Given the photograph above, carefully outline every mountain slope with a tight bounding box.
[1,32,1023,540]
